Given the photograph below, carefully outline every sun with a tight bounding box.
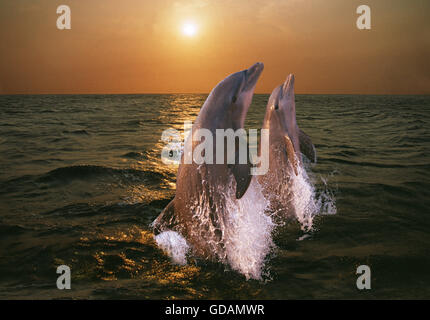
[182,22,197,37]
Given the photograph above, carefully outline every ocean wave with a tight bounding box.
[322,157,429,169]
[36,165,166,184]
[62,129,90,135]
[120,151,148,159]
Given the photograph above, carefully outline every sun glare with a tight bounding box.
[182,22,197,37]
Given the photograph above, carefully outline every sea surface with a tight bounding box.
[0,94,429,299]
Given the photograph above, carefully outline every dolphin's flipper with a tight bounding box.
[230,139,252,199]
[284,135,298,176]
[152,200,177,233]
[230,163,252,199]
[299,129,316,163]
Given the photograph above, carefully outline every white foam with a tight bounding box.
[290,158,337,233]
[154,231,189,265]
[223,179,275,280]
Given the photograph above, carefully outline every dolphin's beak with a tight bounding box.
[231,62,264,130]
[282,73,294,96]
[282,74,295,97]
[243,62,264,91]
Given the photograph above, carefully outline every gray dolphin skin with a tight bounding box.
[258,74,316,219]
[153,62,264,260]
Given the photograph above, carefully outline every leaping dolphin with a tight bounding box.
[258,74,316,219]
[152,62,264,261]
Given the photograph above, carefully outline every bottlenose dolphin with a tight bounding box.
[258,74,316,219]
[153,62,264,260]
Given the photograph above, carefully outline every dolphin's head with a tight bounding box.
[264,74,300,155]
[204,62,264,130]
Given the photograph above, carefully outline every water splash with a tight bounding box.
[153,153,336,280]
[291,158,337,233]
[152,176,274,280]
[152,162,337,279]
[224,179,275,280]
[154,231,189,265]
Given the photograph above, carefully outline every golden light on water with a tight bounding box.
[181,21,197,37]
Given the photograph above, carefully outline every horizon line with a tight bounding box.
[1,92,430,96]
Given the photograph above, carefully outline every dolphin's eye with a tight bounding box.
[274,104,279,110]
[232,96,237,103]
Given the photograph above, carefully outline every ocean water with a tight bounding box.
[0,94,429,299]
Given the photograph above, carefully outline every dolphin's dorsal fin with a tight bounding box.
[299,129,316,163]
[152,200,177,233]
[284,135,298,176]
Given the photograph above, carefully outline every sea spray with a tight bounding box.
[153,149,336,279]
[291,159,337,234]
[152,177,275,280]
[224,179,275,280]
[154,230,190,265]
[152,163,337,278]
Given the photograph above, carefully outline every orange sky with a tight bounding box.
[0,0,429,94]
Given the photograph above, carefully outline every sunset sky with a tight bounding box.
[0,0,429,94]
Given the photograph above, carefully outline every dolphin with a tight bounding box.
[257,74,316,219]
[152,62,264,261]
